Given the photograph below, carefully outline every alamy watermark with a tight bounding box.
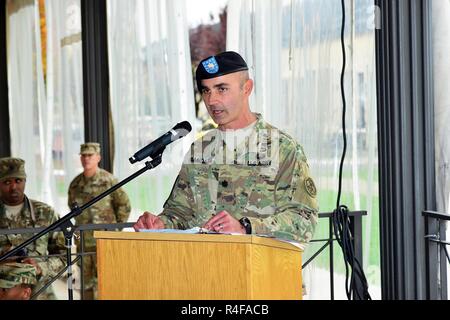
[185,128,281,171]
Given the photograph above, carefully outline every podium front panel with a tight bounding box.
[95,232,302,300]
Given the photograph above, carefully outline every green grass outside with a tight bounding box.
[303,189,381,286]
[312,164,379,181]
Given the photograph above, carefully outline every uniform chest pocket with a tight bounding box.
[89,195,115,223]
[91,196,111,209]
[246,165,278,211]
[190,166,209,186]
[188,165,213,211]
[227,165,272,210]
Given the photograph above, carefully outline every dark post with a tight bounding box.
[80,0,113,172]
[375,0,437,299]
[0,0,11,157]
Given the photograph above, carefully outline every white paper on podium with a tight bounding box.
[138,228,304,249]
[254,234,305,250]
[138,227,211,234]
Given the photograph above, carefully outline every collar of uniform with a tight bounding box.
[218,113,272,165]
[219,119,257,151]
[82,168,100,181]
[189,113,271,165]
[253,113,266,131]
[0,195,29,213]
[0,194,34,227]
[4,202,24,220]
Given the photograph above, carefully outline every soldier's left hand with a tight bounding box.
[202,211,246,234]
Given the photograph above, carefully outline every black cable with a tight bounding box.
[332,0,372,300]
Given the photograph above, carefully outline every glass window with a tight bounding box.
[6,0,84,215]
[107,0,197,221]
[227,0,380,299]
[431,0,450,296]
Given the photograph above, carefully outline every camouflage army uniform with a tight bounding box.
[0,197,65,300]
[0,262,37,289]
[159,113,319,243]
[68,168,131,296]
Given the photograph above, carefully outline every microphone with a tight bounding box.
[129,121,192,164]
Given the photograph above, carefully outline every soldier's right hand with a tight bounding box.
[133,212,165,231]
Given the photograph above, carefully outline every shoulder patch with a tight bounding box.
[304,177,317,198]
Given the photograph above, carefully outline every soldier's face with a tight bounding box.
[80,153,101,171]
[0,285,32,300]
[201,72,253,130]
[0,177,26,206]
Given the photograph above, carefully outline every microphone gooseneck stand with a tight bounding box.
[0,155,163,300]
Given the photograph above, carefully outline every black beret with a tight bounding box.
[195,51,248,91]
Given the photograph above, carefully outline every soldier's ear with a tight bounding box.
[22,286,32,300]
[243,79,253,96]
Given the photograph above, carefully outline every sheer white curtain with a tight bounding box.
[431,0,450,297]
[107,0,196,222]
[432,0,450,216]
[7,0,45,201]
[44,0,85,214]
[227,0,379,299]
[7,0,84,215]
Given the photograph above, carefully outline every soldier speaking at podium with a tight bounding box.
[134,51,319,244]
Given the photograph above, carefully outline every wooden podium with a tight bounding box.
[94,231,303,300]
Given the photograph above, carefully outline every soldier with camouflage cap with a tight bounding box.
[79,142,101,155]
[0,157,65,300]
[0,262,37,300]
[68,142,131,300]
[133,51,318,244]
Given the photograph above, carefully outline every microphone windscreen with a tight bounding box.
[174,121,192,132]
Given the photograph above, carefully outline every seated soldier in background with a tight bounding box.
[0,262,37,300]
[0,157,66,300]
